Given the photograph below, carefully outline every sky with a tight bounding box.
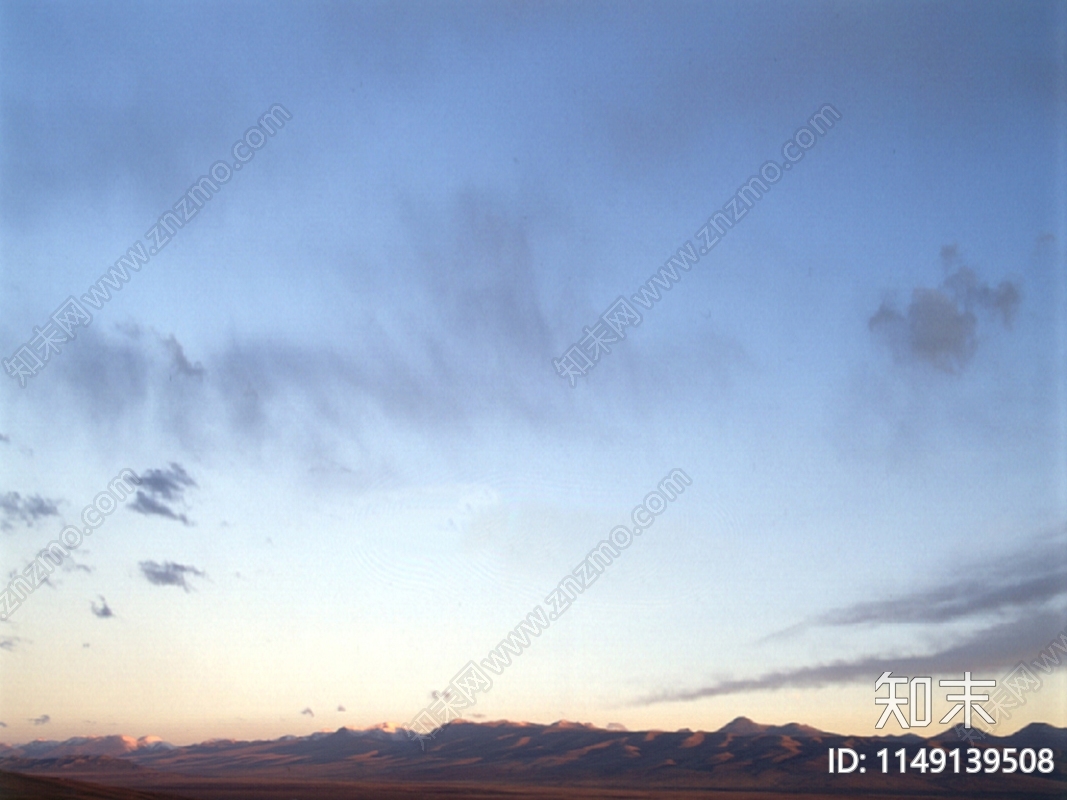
[0,0,1065,746]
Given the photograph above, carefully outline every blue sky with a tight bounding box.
[1,0,1065,745]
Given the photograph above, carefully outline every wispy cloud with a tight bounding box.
[10,191,589,457]
[301,707,314,717]
[816,572,1065,628]
[62,557,93,575]
[639,610,1065,705]
[129,493,191,525]
[869,245,1020,373]
[0,636,21,652]
[640,528,1066,705]
[128,463,196,525]
[139,560,205,592]
[134,462,196,502]
[162,334,205,378]
[769,527,1066,637]
[30,714,50,726]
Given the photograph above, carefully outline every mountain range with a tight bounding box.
[2,717,1065,799]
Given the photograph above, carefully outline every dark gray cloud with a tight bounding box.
[90,596,113,618]
[301,707,314,717]
[639,610,1066,705]
[0,491,60,531]
[139,560,205,592]
[128,463,195,525]
[129,492,191,525]
[0,637,20,651]
[135,463,196,502]
[869,246,1020,373]
[31,714,50,726]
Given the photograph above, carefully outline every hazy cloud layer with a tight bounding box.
[869,246,1020,373]
[0,492,60,531]
[4,177,751,469]
[139,561,205,592]
[30,715,50,726]
[128,463,196,525]
[27,292,557,451]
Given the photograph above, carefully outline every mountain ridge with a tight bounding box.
[3,716,1063,755]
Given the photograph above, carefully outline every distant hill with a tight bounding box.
[3,717,1065,798]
